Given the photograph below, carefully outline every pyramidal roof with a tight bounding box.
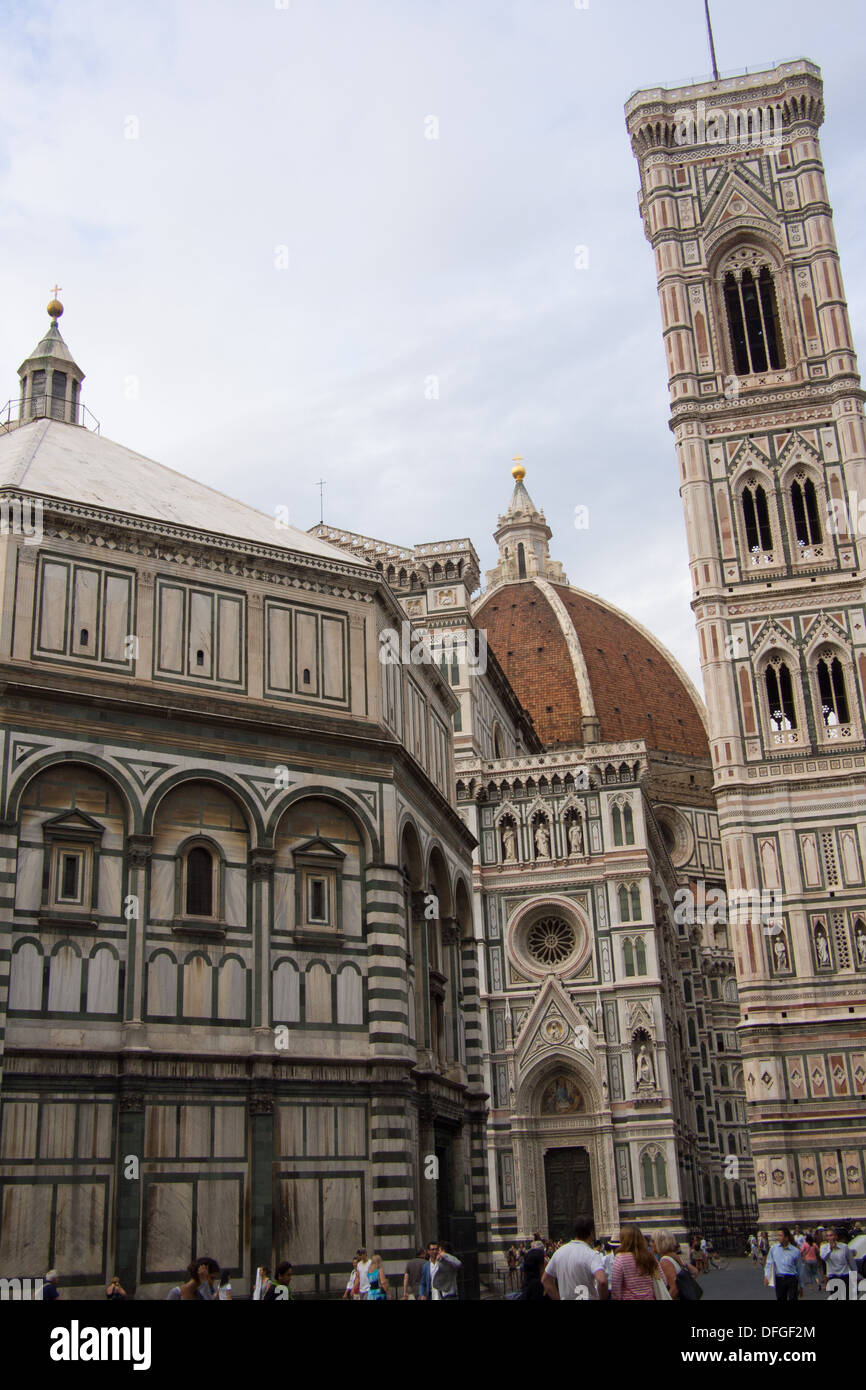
[0,418,363,564]
[19,319,83,375]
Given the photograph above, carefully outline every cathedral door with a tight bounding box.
[543,1147,593,1242]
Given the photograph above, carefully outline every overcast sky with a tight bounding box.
[3,0,864,692]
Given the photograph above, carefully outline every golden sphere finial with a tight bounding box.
[511,453,526,482]
[47,285,63,320]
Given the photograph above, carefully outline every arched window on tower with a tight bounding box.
[185,845,214,917]
[630,884,641,920]
[764,659,797,731]
[723,262,785,374]
[618,884,630,922]
[742,482,773,552]
[623,938,635,977]
[623,804,634,844]
[612,805,623,846]
[816,654,850,728]
[791,476,822,546]
[635,937,647,974]
[517,542,526,579]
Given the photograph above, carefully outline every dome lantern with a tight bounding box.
[16,290,86,427]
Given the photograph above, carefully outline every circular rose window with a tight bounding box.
[527,916,576,967]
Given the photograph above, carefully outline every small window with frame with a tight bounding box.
[292,837,345,934]
[40,810,104,924]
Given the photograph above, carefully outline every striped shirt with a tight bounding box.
[611,1252,656,1301]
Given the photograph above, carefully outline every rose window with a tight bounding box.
[527,917,575,967]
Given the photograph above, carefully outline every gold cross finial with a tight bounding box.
[511,453,526,481]
[51,284,62,299]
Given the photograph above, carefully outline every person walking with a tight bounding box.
[429,1242,462,1300]
[355,1248,372,1300]
[764,1228,801,1301]
[610,1225,658,1301]
[799,1235,821,1295]
[105,1275,127,1300]
[542,1217,608,1301]
[403,1249,426,1300]
[820,1228,856,1295]
[42,1270,60,1301]
[366,1254,389,1301]
[418,1241,440,1299]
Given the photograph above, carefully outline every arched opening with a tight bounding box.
[517,542,526,579]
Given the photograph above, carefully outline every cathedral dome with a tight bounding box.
[475,578,708,757]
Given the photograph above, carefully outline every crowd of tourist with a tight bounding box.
[750,1223,865,1300]
[36,1217,865,1300]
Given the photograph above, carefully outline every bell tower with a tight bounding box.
[626,61,866,1224]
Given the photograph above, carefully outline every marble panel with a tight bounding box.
[179,1107,211,1159]
[0,1185,52,1277]
[217,957,247,1021]
[213,1107,245,1160]
[337,1107,367,1159]
[86,947,119,1013]
[144,1181,193,1273]
[97,856,122,918]
[9,943,43,1010]
[223,866,246,928]
[272,961,300,1024]
[336,965,363,1025]
[197,1179,240,1268]
[278,1177,319,1265]
[147,953,178,1018]
[145,1106,178,1160]
[306,1107,335,1157]
[40,1104,77,1159]
[0,1102,39,1160]
[54,1182,105,1277]
[14,846,42,912]
[306,963,332,1023]
[77,1103,113,1161]
[322,1176,362,1264]
[47,946,81,1012]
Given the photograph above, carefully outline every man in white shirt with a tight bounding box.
[542,1218,608,1301]
[355,1247,372,1299]
[820,1229,856,1281]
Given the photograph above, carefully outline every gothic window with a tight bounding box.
[724,1101,734,1122]
[618,884,631,922]
[691,1064,700,1090]
[630,884,641,920]
[517,543,526,578]
[696,1104,705,1131]
[719,1063,729,1087]
[764,659,797,731]
[634,937,647,974]
[687,1017,697,1047]
[742,482,773,552]
[791,476,822,546]
[816,653,850,727]
[727,1134,737,1155]
[683,979,692,1003]
[612,805,623,846]
[623,938,635,976]
[185,845,215,917]
[640,1147,668,1199]
[623,804,634,844]
[723,262,785,374]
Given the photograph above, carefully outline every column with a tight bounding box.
[248,848,274,1032]
[115,1090,144,1296]
[248,1089,275,1281]
[124,835,152,1028]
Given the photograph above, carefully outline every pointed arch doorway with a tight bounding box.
[544,1147,593,1242]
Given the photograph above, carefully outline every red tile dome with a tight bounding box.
[475,580,709,757]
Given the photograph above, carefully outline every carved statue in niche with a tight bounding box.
[534,821,551,860]
[815,927,831,967]
[857,923,866,966]
[773,932,790,972]
[635,1043,655,1089]
[568,819,584,856]
[501,823,518,864]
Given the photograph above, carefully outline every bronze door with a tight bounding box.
[543,1147,593,1242]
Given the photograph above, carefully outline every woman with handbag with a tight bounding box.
[655,1231,702,1301]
